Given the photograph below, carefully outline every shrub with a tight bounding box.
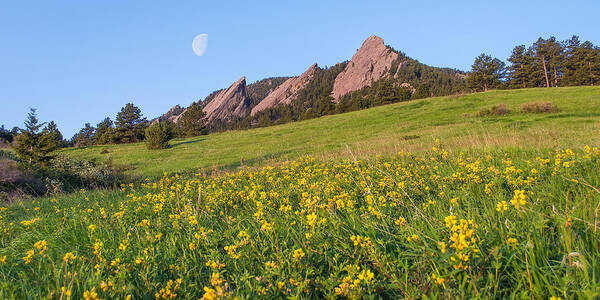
[46,154,124,191]
[145,122,173,150]
[521,101,557,113]
[1,153,126,202]
[476,103,510,117]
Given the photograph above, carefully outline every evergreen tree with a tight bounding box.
[257,113,272,127]
[467,54,505,92]
[507,45,534,88]
[562,36,600,86]
[412,84,431,99]
[176,103,207,137]
[94,117,114,144]
[531,38,553,87]
[545,37,564,87]
[144,121,174,150]
[13,108,58,165]
[114,103,147,143]
[375,79,398,104]
[316,89,336,115]
[41,121,64,149]
[0,125,13,144]
[397,85,412,101]
[72,123,95,147]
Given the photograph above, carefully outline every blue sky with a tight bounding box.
[1,0,598,137]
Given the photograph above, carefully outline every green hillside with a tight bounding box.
[3,87,600,298]
[61,86,600,178]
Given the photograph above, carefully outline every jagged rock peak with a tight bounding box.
[331,35,399,101]
[153,104,184,124]
[202,76,249,122]
[251,63,318,115]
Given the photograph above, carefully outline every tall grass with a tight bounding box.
[1,144,599,298]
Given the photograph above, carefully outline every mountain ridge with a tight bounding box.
[158,35,467,129]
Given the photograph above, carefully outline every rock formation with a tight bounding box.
[331,35,399,101]
[251,63,318,115]
[202,76,249,122]
[160,105,185,121]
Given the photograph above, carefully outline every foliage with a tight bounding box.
[521,101,558,114]
[245,77,290,107]
[467,54,506,92]
[144,122,174,150]
[43,155,124,191]
[411,83,431,100]
[72,123,96,147]
[13,108,60,165]
[94,118,114,145]
[1,151,124,201]
[0,125,13,144]
[391,59,466,96]
[1,145,599,298]
[506,35,600,88]
[476,103,511,117]
[114,103,147,144]
[41,121,64,149]
[176,103,207,137]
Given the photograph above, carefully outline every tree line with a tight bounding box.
[70,102,208,149]
[467,35,600,92]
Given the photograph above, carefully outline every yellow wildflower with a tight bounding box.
[293,248,305,261]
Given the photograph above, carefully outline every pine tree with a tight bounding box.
[375,79,398,104]
[114,103,147,143]
[94,117,114,144]
[507,45,534,88]
[467,54,505,92]
[0,125,13,144]
[581,41,600,85]
[13,108,58,165]
[73,123,95,147]
[316,89,336,115]
[144,121,174,150]
[176,103,207,137]
[41,121,64,150]
[531,38,558,88]
[562,36,600,86]
[544,37,564,87]
[412,84,431,99]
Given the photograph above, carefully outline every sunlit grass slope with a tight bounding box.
[62,86,600,177]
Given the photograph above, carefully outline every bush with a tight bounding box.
[1,153,126,202]
[46,154,124,191]
[145,122,173,150]
[476,103,510,117]
[521,101,557,113]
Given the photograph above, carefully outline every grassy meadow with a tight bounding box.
[61,86,600,178]
[1,87,599,298]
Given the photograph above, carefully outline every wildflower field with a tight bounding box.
[1,143,599,299]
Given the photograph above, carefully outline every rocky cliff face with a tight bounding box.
[331,35,399,101]
[202,76,249,122]
[153,104,185,124]
[251,63,318,116]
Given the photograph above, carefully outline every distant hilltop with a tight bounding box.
[158,35,466,130]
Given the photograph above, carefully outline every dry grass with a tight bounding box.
[521,101,558,113]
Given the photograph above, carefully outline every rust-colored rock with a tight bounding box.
[202,76,249,122]
[331,35,399,101]
[251,63,318,115]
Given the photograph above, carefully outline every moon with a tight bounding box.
[192,33,208,56]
